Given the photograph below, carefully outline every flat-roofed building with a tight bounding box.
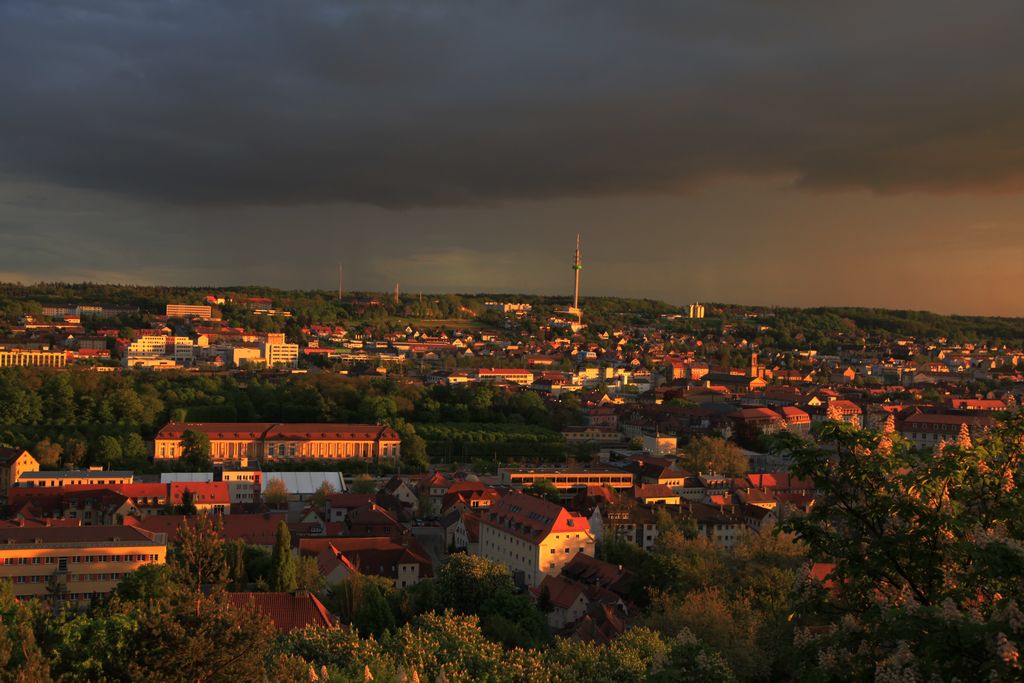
[498,467,634,491]
[0,349,66,368]
[474,368,535,385]
[0,525,167,607]
[153,422,400,462]
[262,340,299,368]
[478,493,595,586]
[16,470,133,489]
[165,303,212,319]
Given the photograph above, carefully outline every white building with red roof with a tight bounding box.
[478,493,595,587]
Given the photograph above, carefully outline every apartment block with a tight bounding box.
[0,525,167,606]
[165,303,213,319]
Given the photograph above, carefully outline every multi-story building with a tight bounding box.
[0,448,38,497]
[474,368,535,385]
[165,303,212,319]
[213,460,263,504]
[0,525,167,607]
[0,349,66,368]
[123,334,172,367]
[168,336,195,363]
[261,338,299,368]
[498,467,634,492]
[153,422,401,462]
[478,493,595,586]
[15,470,133,489]
[898,412,994,448]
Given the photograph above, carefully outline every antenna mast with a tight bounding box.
[572,234,582,324]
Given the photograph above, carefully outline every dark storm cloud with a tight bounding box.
[1,1,1023,207]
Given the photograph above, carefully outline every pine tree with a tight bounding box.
[228,539,248,590]
[270,521,298,592]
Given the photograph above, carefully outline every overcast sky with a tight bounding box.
[2,1,1023,314]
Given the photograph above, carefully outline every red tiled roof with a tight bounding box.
[263,424,399,442]
[130,513,285,545]
[632,484,676,499]
[169,482,230,505]
[828,400,862,414]
[482,493,591,544]
[535,574,586,609]
[299,536,433,580]
[155,422,399,442]
[225,592,333,632]
[0,525,159,545]
[326,493,375,509]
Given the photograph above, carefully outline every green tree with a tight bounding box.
[227,540,248,590]
[680,436,748,476]
[0,579,53,682]
[119,433,148,464]
[263,478,289,508]
[780,415,1024,682]
[123,590,277,683]
[93,434,123,467]
[310,480,336,510]
[171,513,228,594]
[180,429,212,470]
[296,556,324,593]
[31,437,62,468]
[115,564,176,602]
[40,372,76,423]
[353,577,397,638]
[526,479,561,504]
[435,554,515,616]
[400,432,430,472]
[350,474,377,495]
[648,629,738,683]
[270,521,298,592]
